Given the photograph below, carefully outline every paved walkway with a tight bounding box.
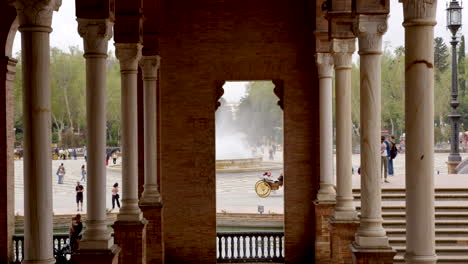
[13,153,468,215]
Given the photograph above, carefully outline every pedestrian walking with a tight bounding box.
[56,163,65,184]
[112,183,120,210]
[112,151,118,164]
[381,136,389,183]
[73,149,77,160]
[80,164,86,182]
[75,182,84,211]
[84,147,87,162]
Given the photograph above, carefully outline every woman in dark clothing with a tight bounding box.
[69,214,83,253]
[112,182,120,210]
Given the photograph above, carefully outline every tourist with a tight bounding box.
[73,149,77,160]
[381,136,389,183]
[80,164,86,182]
[56,163,65,184]
[112,151,118,164]
[75,182,84,211]
[269,146,274,160]
[84,147,87,162]
[69,214,83,253]
[387,135,397,176]
[112,183,120,210]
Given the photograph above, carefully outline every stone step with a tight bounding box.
[393,253,468,263]
[353,188,468,194]
[389,236,468,246]
[382,219,468,228]
[392,245,468,253]
[353,193,468,201]
[386,228,468,236]
[381,211,468,220]
[356,205,468,213]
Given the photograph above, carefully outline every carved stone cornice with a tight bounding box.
[77,18,113,57]
[315,53,334,78]
[139,55,160,81]
[331,38,355,69]
[400,0,437,26]
[354,15,388,55]
[315,32,332,54]
[10,0,61,31]
[115,43,142,73]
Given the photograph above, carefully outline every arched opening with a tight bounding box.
[215,80,284,262]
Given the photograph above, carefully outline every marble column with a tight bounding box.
[140,55,162,205]
[331,38,358,221]
[349,15,396,263]
[112,43,147,264]
[401,1,437,263]
[115,43,144,221]
[329,38,359,264]
[314,52,336,264]
[10,1,60,263]
[76,18,117,254]
[316,52,336,202]
[139,55,164,263]
[0,57,16,263]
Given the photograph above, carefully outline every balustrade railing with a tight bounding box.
[217,231,285,263]
[13,233,71,264]
[13,231,285,263]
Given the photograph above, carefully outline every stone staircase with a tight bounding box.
[353,188,468,264]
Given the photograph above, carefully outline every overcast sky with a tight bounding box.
[10,0,467,101]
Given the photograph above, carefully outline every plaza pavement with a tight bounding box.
[13,152,468,215]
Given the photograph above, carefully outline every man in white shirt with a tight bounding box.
[381,136,389,183]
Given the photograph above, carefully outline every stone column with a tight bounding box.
[317,52,336,201]
[112,43,147,264]
[139,55,164,263]
[0,57,15,263]
[74,18,120,263]
[330,38,359,264]
[350,15,396,264]
[10,1,60,263]
[401,1,437,263]
[314,52,336,264]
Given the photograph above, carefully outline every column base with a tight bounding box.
[22,258,55,264]
[350,242,396,264]
[72,245,121,264]
[140,203,163,264]
[113,219,147,264]
[314,200,336,264]
[447,161,460,174]
[329,217,360,264]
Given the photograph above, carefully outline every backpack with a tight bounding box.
[390,143,398,159]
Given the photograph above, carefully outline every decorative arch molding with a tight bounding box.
[5,17,18,58]
[272,79,284,110]
[215,80,225,110]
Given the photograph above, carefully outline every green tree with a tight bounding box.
[236,81,283,146]
[434,37,450,76]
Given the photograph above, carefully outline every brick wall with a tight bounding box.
[159,0,319,263]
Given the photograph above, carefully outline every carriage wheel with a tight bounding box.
[255,180,271,198]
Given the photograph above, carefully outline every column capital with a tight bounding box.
[10,0,61,30]
[354,15,388,55]
[139,55,161,80]
[331,39,355,69]
[115,43,142,73]
[78,18,113,57]
[400,0,437,26]
[315,53,334,78]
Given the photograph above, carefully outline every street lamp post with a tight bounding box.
[447,0,463,174]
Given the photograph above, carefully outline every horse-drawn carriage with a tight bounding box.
[255,173,283,198]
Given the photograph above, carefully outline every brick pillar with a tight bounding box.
[329,217,359,264]
[141,204,163,263]
[113,220,147,264]
[0,56,15,263]
[314,201,335,264]
[350,245,396,264]
[73,246,121,264]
